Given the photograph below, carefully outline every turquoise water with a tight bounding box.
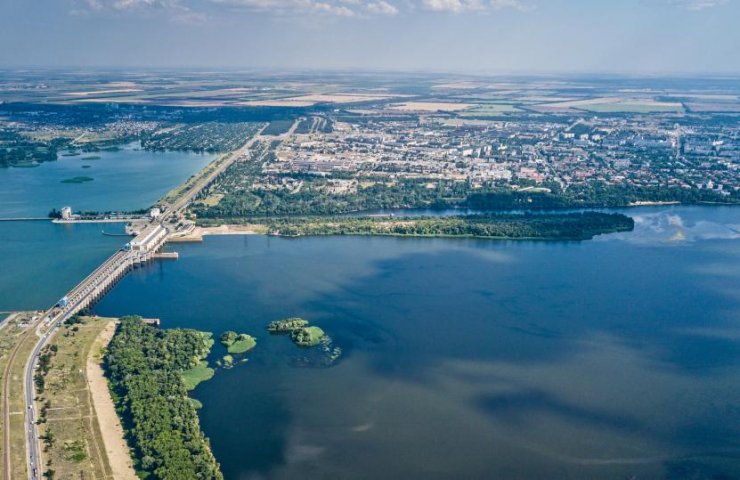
[95,206,740,479]
[0,144,214,217]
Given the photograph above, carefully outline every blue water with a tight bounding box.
[0,144,214,217]
[0,146,213,311]
[95,206,740,479]
[0,221,126,311]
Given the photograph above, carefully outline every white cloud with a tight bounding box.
[366,0,399,14]
[74,0,530,19]
[211,0,399,16]
[653,0,730,10]
[73,0,209,22]
[420,0,530,13]
[683,0,729,9]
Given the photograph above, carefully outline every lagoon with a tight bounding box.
[95,206,740,479]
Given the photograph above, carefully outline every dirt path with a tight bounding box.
[85,322,137,480]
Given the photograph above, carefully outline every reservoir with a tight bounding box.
[0,146,213,310]
[0,143,214,218]
[94,206,740,479]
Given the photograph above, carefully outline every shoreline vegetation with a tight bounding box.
[193,180,740,221]
[105,316,223,480]
[265,212,634,240]
[193,212,635,241]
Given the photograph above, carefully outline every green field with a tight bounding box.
[579,103,684,113]
[460,104,521,116]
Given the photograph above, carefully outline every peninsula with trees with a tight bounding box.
[105,316,223,480]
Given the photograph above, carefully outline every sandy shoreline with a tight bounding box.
[86,321,138,480]
[628,201,681,206]
[169,224,262,242]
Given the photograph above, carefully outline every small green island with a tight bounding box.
[267,317,309,333]
[219,331,257,354]
[267,317,342,365]
[217,331,256,368]
[60,176,94,184]
[291,326,326,347]
[267,318,327,346]
[81,155,101,160]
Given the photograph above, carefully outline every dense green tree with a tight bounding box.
[105,316,222,480]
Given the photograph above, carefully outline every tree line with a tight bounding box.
[265,212,635,241]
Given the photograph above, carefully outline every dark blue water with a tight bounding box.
[95,206,740,480]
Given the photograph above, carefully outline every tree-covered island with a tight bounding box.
[267,317,309,333]
[267,318,342,365]
[258,212,635,241]
[219,331,257,354]
[267,318,327,346]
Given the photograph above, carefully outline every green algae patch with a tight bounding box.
[220,331,257,354]
[181,360,215,390]
[227,335,256,354]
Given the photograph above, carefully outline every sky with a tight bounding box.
[1,0,738,74]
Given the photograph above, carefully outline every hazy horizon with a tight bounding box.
[2,0,739,74]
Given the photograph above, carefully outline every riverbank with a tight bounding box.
[169,224,264,242]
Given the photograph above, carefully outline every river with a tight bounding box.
[90,205,740,479]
